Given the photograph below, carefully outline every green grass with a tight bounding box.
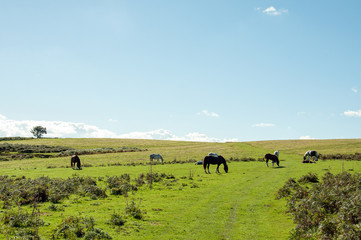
[0,138,360,239]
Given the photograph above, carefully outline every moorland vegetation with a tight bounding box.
[0,137,360,239]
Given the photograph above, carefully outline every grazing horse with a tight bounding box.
[274,150,279,158]
[150,154,164,163]
[203,155,228,174]
[71,154,82,170]
[303,150,318,163]
[264,153,279,167]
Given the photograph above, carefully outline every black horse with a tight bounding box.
[264,153,279,167]
[203,155,228,174]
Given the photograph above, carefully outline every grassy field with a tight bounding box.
[0,138,361,239]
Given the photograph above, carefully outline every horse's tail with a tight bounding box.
[160,155,164,163]
[203,156,207,170]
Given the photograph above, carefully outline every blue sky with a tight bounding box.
[1,1,361,142]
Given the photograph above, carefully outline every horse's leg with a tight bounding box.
[207,164,211,174]
[215,164,220,173]
[272,160,274,167]
[266,159,269,167]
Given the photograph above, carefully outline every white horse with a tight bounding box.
[208,152,219,157]
[150,154,164,163]
[274,150,279,158]
[303,150,319,162]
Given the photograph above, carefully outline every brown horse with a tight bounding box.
[203,155,228,174]
[71,154,82,169]
[264,153,279,167]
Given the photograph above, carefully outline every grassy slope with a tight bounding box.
[1,138,360,239]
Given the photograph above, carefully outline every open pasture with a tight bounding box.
[0,138,360,239]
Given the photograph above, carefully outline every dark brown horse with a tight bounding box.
[264,153,279,167]
[71,154,82,169]
[203,155,228,174]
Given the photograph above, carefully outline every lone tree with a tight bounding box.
[30,126,47,138]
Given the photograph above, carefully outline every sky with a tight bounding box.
[1,1,361,142]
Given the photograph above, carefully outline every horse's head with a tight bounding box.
[224,163,228,173]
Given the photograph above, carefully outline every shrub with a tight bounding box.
[84,228,112,239]
[2,209,43,228]
[108,212,126,226]
[80,185,107,199]
[107,175,137,196]
[53,216,95,239]
[320,153,361,161]
[278,171,361,239]
[134,173,146,187]
[125,199,146,220]
[298,172,319,183]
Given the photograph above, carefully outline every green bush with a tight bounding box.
[53,216,95,239]
[108,212,126,226]
[107,175,137,196]
[125,199,146,220]
[53,216,112,239]
[298,172,319,183]
[278,171,361,239]
[84,228,112,240]
[2,209,43,228]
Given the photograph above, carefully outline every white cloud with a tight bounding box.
[108,118,118,123]
[118,129,237,142]
[0,117,119,138]
[252,123,275,128]
[352,88,358,93]
[344,110,361,117]
[300,136,315,140]
[118,129,178,140]
[261,6,288,16]
[197,110,219,118]
[0,115,236,142]
[184,132,238,142]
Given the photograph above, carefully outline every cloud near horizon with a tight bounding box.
[299,136,316,140]
[0,115,237,142]
[344,110,361,117]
